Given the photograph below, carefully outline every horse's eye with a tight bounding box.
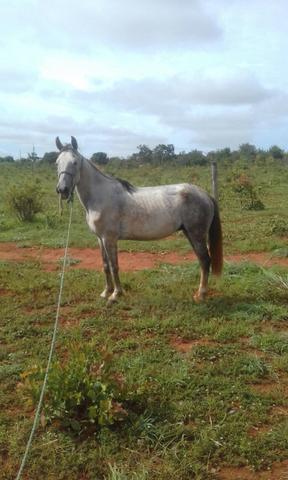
[73,161,77,166]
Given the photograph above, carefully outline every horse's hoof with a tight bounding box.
[100,289,113,299]
[107,291,123,303]
[193,292,206,303]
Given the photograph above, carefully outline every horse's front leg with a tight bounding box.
[102,237,123,302]
[98,238,114,299]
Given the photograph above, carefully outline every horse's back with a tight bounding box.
[118,183,213,240]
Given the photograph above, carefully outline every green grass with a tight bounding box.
[1,159,288,478]
[1,259,288,479]
[0,160,288,253]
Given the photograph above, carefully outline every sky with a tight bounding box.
[1,0,288,158]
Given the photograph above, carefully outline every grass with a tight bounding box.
[1,259,288,479]
[0,159,288,479]
[0,159,287,253]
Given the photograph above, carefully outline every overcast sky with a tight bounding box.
[1,0,288,158]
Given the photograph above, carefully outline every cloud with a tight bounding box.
[0,70,39,94]
[1,1,288,156]
[94,73,274,115]
[1,69,284,156]
[0,0,222,54]
[0,116,166,157]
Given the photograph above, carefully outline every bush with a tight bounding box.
[22,348,127,435]
[6,182,43,222]
[270,216,288,237]
[232,174,265,211]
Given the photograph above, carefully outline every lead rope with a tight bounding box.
[15,201,73,480]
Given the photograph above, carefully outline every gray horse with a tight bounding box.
[56,136,223,302]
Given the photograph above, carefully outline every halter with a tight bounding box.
[58,170,76,203]
[57,156,83,203]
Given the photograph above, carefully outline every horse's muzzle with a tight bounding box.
[56,185,70,199]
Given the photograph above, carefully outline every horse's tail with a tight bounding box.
[208,198,223,276]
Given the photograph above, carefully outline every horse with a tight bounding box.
[55,136,223,303]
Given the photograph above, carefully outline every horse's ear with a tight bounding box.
[71,136,78,150]
[56,137,63,151]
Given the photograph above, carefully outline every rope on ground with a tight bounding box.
[15,202,73,480]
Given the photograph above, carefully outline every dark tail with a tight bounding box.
[208,198,223,276]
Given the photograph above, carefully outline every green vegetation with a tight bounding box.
[0,147,288,478]
[6,181,44,222]
[0,261,288,479]
[23,348,127,434]
[0,153,288,254]
[231,173,265,211]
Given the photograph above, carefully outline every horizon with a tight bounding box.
[1,141,286,162]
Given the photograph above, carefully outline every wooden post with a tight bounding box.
[211,161,218,203]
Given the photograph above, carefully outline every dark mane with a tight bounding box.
[87,159,136,194]
[115,177,136,194]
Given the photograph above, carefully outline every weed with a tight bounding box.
[270,216,288,237]
[108,464,148,480]
[251,333,288,355]
[22,348,127,435]
[6,182,44,222]
[232,173,265,211]
[264,270,288,292]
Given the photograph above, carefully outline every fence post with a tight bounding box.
[211,161,218,203]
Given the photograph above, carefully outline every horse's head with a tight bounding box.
[55,136,82,200]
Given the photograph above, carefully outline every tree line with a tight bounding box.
[0,143,287,166]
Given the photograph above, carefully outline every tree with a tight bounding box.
[137,144,153,164]
[178,149,207,166]
[238,143,257,159]
[41,151,58,164]
[0,155,14,163]
[187,149,207,166]
[268,145,284,159]
[27,146,39,163]
[216,148,231,160]
[152,144,175,164]
[91,152,109,165]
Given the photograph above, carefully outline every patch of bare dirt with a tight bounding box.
[270,405,288,417]
[247,425,272,438]
[170,336,218,353]
[0,243,288,272]
[238,338,267,357]
[226,253,288,268]
[250,382,280,395]
[0,288,13,297]
[218,460,288,480]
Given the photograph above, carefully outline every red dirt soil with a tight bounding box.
[170,336,218,353]
[218,460,288,480]
[0,243,287,272]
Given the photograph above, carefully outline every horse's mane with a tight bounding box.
[87,159,136,194]
[115,177,136,194]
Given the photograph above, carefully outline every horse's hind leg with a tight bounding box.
[98,238,114,299]
[183,230,211,301]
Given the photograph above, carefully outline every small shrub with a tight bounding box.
[232,174,265,211]
[22,349,127,434]
[108,464,148,480]
[264,270,288,293]
[272,247,288,258]
[251,333,288,355]
[6,182,43,222]
[270,217,288,237]
[45,211,61,229]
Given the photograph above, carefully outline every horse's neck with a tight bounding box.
[76,159,108,211]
